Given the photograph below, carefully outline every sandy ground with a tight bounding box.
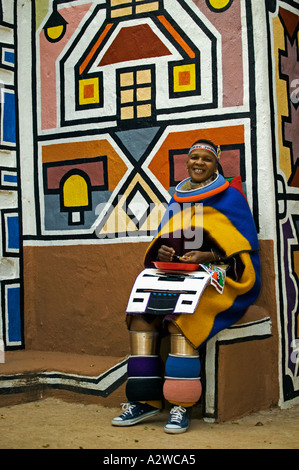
[0,398,298,451]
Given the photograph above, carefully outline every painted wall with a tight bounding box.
[0,0,298,413]
[268,3,299,408]
[0,0,21,357]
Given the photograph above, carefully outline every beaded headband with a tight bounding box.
[188,144,220,160]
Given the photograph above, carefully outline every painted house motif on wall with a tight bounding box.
[37,0,251,240]
[0,0,297,417]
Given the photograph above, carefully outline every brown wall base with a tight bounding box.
[23,242,148,356]
[22,239,279,421]
[217,337,278,422]
[215,239,279,421]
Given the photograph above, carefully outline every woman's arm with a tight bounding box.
[157,246,221,264]
[181,250,220,264]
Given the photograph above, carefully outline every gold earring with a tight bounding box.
[217,145,221,160]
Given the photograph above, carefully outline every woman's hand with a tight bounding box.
[158,245,175,261]
[182,250,214,264]
[157,247,215,264]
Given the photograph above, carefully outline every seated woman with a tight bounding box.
[112,139,261,434]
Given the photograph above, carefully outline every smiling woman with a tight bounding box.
[112,137,261,434]
[185,139,219,186]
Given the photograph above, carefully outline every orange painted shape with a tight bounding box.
[98,24,171,66]
[148,126,245,190]
[179,71,191,86]
[157,15,196,59]
[42,140,128,191]
[79,23,113,75]
[84,84,94,99]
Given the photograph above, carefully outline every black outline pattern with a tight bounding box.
[265,3,299,404]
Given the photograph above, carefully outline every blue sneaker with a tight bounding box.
[164,406,190,434]
[111,402,160,426]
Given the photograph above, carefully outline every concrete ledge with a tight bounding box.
[0,350,128,408]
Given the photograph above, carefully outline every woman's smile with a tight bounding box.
[187,149,218,183]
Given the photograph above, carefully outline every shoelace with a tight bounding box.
[120,402,136,416]
[169,406,186,423]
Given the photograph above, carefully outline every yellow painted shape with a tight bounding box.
[120,72,134,87]
[137,69,151,84]
[137,86,151,101]
[79,78,99,105]
[111,6,132,17]
[98,173,166,237]
[273,16,292,179]
[208,0,231,10]
[63,174,89,208]
[121,106,134,120]
[46,25,64,41]
[121,89,134,104]
[173,64,196,92]
[42,139,128,192]
[136,2,159,13]
[137,103,151,118]
[110,0,129,5]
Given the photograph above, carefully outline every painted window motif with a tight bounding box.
[38,0,227,234]
[108,0,161,18]
[3,212,19,255]
[76,72,103,110]
[0,87,16,146]
[1,45,14,69]
[117,66,155,124]
[58,4,214,129]
[4,283,21,347]
[169,60,200,98]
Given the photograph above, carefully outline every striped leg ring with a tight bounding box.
[163,334,202,407]
[126,331,163,403]
[126,355,163,402]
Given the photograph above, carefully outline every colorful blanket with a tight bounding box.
[143,175,261,350]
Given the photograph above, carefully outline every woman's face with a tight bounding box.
[187,148,218,183]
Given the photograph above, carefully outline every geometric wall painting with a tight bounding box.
[4,283,21,347]
[0,2,21,351]
[1,88,16,146]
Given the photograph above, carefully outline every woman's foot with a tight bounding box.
[164,406,190,434]
[111,402,160,426]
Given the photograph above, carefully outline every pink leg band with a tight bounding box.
[163,378,202,405]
